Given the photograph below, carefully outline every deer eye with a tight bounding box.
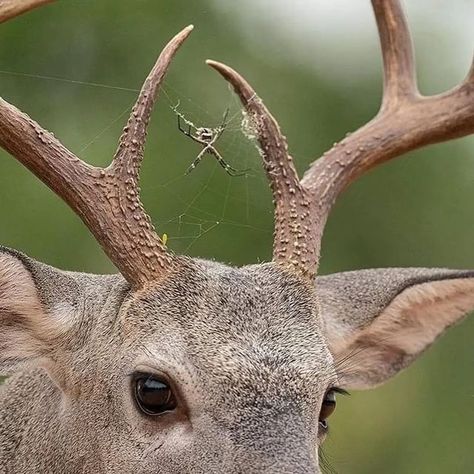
[133,373,177,416]
[318,389,337,430]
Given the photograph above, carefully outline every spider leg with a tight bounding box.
[173,103,201,137]
[185,147,210,175]
[174,103,248,177]
[177,116,211,147]
[221,108,230,128]
[177,115,192,137]
[215,126,226,141]
[208,147,250,177]
[215,108,230,140]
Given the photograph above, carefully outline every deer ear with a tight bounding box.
[0,247,89,375]
[317,268,474,390]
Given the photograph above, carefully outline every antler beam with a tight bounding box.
[0,23,194,287]
[208,0,474,279]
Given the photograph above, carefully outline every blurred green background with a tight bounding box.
[0,1,473,472]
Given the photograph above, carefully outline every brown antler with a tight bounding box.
[0,17,194,287]
[208,0,474,279]
[0,0,54,23]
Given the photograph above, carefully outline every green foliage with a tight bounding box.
[0,1,473,472]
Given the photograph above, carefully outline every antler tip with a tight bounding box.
[206,59,232,79]
[206,59,256,104]
[205,59,228,73]
[173,24,194,45]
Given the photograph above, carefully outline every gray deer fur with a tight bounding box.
[1,247,474,473]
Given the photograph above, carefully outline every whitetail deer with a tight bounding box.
[0,1,473,473]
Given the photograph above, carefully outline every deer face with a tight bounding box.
[58,261,329,473]
[116,262,329,473]
[3,250,474,473]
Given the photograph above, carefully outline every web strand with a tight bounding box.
[0,68,271,259]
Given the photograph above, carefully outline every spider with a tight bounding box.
[172,104,249,177]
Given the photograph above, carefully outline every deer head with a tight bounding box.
[0,1,473,473]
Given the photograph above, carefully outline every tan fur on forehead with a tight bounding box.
[120,260,334,406]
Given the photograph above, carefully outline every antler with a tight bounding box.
[0,0,54,23]
[0,6,193,287]
[208,0,474,279]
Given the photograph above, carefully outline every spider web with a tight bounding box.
[0,69,274,267]
[147,81,272,259]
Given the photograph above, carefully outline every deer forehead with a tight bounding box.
[118,261,335,396]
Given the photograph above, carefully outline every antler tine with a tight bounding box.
[208,0,474,280]
[465,58,474,86]
[112,25,194,176]
[372,0,418,110]
[0,25,194,288]
[300,0,474,235]
[207,60,316,276]
[0,0,53,23]
[205,61,301,190]
[98,25,194,285]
